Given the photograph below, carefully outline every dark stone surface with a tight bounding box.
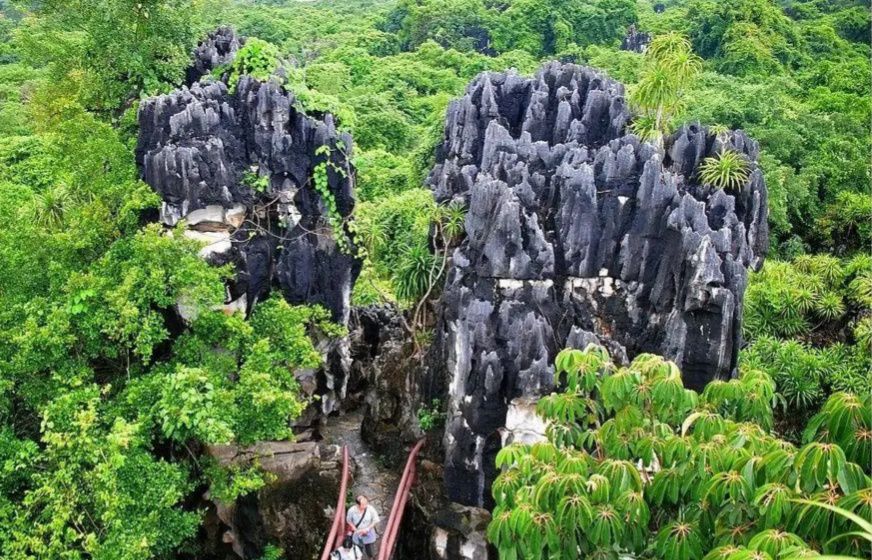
[349,305,421,460]
[199,442,341,560]
[425,62,768,507]
[137,32,359,325]
[137,28,360,416]
[621,24,651,53]
[186,26,244,85]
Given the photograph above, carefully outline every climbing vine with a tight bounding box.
[313,143,351,254]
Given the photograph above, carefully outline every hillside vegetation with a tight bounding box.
[0,0,868,558]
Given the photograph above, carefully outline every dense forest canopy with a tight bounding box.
[0,0,869,558]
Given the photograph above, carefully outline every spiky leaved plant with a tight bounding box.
[698,149,751,190]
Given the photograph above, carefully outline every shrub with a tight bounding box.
[227,37,281,89]
[698,150,751,190]
[743,257,869,340]
[488,346,871,559]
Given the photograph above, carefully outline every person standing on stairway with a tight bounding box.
[346,495,380,558]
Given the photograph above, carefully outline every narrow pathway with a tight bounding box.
[320,408,399,538]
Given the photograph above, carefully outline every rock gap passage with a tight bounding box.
[135,27,769,559]
[320,409,399,532]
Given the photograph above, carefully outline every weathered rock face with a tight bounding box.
[186,26,243,85]
[137,75,358,323]
[199,442,342,559]
[395,459,497,560]
[426,62,768,506]
[621,24,651,52]
[349,305,422,460]
[137,29,360,412]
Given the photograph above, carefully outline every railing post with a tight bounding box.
[377,439,425,560]
[320,445,350,560]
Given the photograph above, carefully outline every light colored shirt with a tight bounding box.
[331,546,362,560]
[346,505,380,544]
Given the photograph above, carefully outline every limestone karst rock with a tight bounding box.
[425,61,768,507]
[186,26,243,85]
[621,24,651,52]
[201,441,342,559]
[136,28,359,413]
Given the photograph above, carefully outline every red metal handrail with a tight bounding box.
[320,445,350,560]
[377,439,426,560]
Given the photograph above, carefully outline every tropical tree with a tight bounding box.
[629,32,702,142]
[15,0,204,110]
[488,346,871,559]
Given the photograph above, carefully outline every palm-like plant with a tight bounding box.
[629,32,702,141]
[394,242,435,302]
[32,186,70,229]
[628,113,661,141]
[793,498,872,559]
[814,292,846,321]
[698,150,751,190]
[853,316,872,351]
[646,32,695,61]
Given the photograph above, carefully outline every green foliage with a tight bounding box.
[487,0,637,57]
[741,255,870,432]
[15,0,203,110]
[0,0,869,557]
[387,0,636,56]
[744,257,869,340]
[741,337,870,426]
[395,242,437,302]
[698,150,751,190]
[354,148,416,200]
[489,346,872,559]
[817,191,872,256]
[256,544,285,560]
[686,0,801,75]
[353,189,437,303]
[313,143,352,253]
[0,35,338,554]
[417,398,445,431]
[242,169,270,193]
[227,37,281,90]
[630,33,702,140]
[203,458,274,503]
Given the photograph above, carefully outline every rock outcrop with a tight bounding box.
[200,442,342,559]
[349,305,422,460]
[621,24,651,52]
[186,26,243,85]
[426,62,768,506]
[136,29,360,412]
[136,75,358,324]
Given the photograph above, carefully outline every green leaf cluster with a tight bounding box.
[489,346,872,560]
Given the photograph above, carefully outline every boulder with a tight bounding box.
[425,62,768,506]
[201,442,342,559]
